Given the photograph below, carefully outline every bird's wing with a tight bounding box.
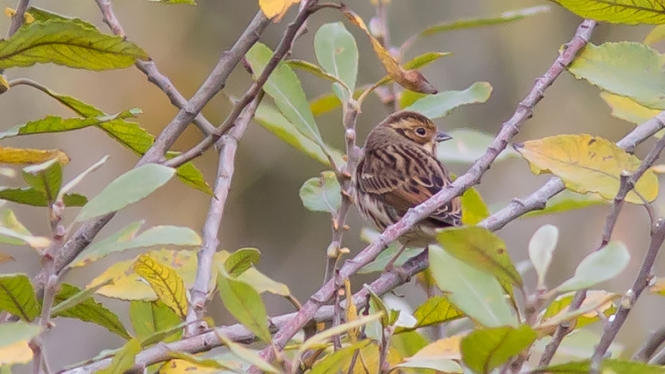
[356,144,461,227]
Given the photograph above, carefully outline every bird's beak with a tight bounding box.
[436,131,452,142]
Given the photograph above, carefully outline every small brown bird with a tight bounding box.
[353,111,462,265]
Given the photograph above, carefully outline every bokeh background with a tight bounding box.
[1,0,664,371]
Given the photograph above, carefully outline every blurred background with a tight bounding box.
[1,0,664,371]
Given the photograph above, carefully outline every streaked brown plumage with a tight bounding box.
[353,111,462,249]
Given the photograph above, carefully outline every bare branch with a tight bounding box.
[57,250,429,374]
[252,18,597,366]
[633,326,665,362]
[94,0,216,135]
[185,93,264,336]
[164,0,322,168]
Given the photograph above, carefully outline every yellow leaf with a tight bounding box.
[461,187,490,225]
[344,278,359,343]
[537,291,618,336]
[89,249,213,300]
[645,25,665,45]
[408,334,464,361]
[600,92,663,133]
[0,74,8,94]
[133,254,188,318]
[341,6,437,94]
[652,164,665,174]
[0,146,69,165]
[649,278,665,295]
[159,359,220,374]
[515,134,659,204]
[0,340,33,365]
[259,0,300,22]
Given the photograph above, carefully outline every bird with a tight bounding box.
[353,110,462,269]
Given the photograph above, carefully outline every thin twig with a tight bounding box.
[184,93,264,336]
[539,135,665,370]
[94,0,216,135]
[323,100,361,284]
[6,0,29,38]
[138,11,270,165]
[57,250,429,374]
[586,137,665,372]
[255,18,597,367]
[633,326,665,362]
[165,0,321,168]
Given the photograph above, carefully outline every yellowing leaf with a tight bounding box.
[461,187,490,225]
[341,6,436,94]
[133,254,188,318]
[539,290,616,335]
[410,335,464,361]
[648,277,665,296]
[552,0,665,25]
[600,92,662,129]
[0,146,69,165]
[89,249,217,300]
[259,0,300,22]
[0,322,41,366]
[0,340,33,365]
[515,134,659,204]
[645,25,665,45]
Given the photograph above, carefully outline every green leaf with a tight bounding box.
[236,267,291,296]
[217,272,271,343]
[253,103,343,166]
[522,190,609,218]
[216,334,279,373]
[391,330,429,358]
[461,325,537,374]
[395,295,464,334]
[70,223,201,268]
[405,82,492,119]
[299,171,341,213]
[0,209,32,246]
[529,224,559,289]
[129,300,182,343]
[555,241,630,293]
[568,42,665,110]
[245,43,322,144]
[0,187,87,207]
[309,340,372,374]
[74,164,175,222]
[0,321,41,347]
[438,128,518,164]
[366,287,391,327]
[21,158,62,204]
[314,22,358,101]
[298,313,384,356]
[96,339,141,374]
[551,1,665,25]
[27,7,97,30]
[429,245,516,327]
[415,6,550,37]
[461,187,490,225]
[224,248,261,277]
[0,274,39,322]
[0,19,149,70]
[533,359,665,374]
[0,110,141,140]
[173,160,213,195]
[437,226,522,288]
[51,283,131,339]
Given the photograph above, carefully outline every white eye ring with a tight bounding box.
[415,127,427,136]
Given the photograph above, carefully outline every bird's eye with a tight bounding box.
[415,127,427,136]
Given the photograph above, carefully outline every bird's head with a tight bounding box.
[375,111,452,153]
